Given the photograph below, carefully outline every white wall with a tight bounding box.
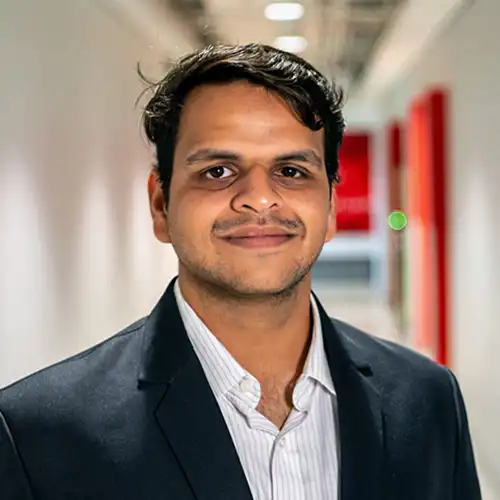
[0,0,196,386]
[380,0,500,491]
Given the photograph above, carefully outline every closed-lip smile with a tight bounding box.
[218,225,297,249]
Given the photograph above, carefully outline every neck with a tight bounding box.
[177,271,313,378]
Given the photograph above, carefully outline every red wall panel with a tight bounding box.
[406,89,449,366]
[336,133,371,232]
[428,90,449,367]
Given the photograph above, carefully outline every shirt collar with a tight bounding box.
[174,281,245,400]
[174,281,335,400]
[304,295,336,396]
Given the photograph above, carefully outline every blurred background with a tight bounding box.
[0,0,498,496]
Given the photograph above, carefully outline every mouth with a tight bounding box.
[218,227,297,249]
[222,234,296,249]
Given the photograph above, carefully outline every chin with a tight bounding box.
[179,254,315,299]
[215,267,310,299]
[230,281,292,297]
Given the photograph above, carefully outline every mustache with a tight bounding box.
[212,214,303,233]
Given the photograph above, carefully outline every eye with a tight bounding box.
[204,165,234,180]
[279,166,306,179]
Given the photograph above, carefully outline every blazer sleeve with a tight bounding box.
[0,410,34,500]
[446,369,482,499]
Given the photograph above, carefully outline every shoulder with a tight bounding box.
[330,317,464,431]
[331,317,454,392]
[0,318,148,415]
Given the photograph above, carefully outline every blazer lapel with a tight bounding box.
[138,279,253,500]
[315,295,385,500]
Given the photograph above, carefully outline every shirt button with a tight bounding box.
[239,377,254,394]
[279,438,286,447]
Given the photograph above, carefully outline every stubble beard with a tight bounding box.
[176,245,323,305]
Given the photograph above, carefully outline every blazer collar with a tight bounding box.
[138,280,375,382]
[138,277,254,500]
[138,277,194,384]
[313,292,385,500]
[138,278,385,500]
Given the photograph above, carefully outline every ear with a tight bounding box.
[147,170,171,244]
[324,184,337,243]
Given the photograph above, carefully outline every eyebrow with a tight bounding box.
[274,150,323,169]
[185,148,323,169]
[185,149,241,165]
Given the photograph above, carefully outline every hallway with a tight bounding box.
[1,0,499,497]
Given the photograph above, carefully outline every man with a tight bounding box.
[0,43,480,499]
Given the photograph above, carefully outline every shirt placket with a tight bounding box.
[270,379,315,500]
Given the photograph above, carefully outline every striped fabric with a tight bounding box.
[174,281,339,500]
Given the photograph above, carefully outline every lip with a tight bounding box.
[218,226,297,249]
[219,226,296,238]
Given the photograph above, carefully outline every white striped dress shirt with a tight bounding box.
[174,282,339,500]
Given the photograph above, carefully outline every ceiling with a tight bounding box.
[110,0,470,124]
[165,0,405,91]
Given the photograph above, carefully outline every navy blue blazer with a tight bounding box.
[0,278,481,499]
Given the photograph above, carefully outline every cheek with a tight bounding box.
[168,192,221,240]
[301,198,331,231]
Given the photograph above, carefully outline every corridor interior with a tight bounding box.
[1,0,500,497]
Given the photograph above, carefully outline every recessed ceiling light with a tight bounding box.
[265,3,304,21]
[273,36,308,53]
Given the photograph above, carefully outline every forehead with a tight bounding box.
[175,81,324,156]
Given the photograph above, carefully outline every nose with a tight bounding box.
[230,166,283,214]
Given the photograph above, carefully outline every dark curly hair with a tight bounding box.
[140,43,345,203]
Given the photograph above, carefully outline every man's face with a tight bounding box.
[149,81,336,297]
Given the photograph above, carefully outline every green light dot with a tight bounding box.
[388,211,407,231]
